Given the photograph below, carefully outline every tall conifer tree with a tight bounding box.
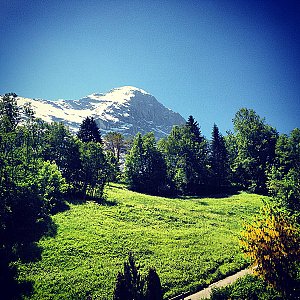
[209,124,229,189]
[77,117,102,143]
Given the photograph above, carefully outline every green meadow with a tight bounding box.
[17,184,264,299]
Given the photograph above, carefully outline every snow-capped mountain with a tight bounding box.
[17,86,186,138]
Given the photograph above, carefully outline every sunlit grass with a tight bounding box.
[17,184,264,299]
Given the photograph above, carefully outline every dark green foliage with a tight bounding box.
[0,93,66,297]
[231,108,278,193]
[113,253,145,300]
[145,268,163,300]
[275,129,300,173]
[113,254,163,300]
[186,115,203,143]
[125,133,168,195]
[79,141,108,198]
[267,128,300,215]
[114,272,130,300]
[159,122,208,195]
[106,150,120,182]
[209,124,229,190]
[42,122,82,188]
[0,93,19,132]
[77,116,102,143]
[210,275,281,300]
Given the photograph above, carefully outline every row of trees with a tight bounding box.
[125,109,300,201]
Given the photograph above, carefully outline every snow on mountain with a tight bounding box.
[16,86,186,138]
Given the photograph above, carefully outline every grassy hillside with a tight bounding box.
[17,184,265,299]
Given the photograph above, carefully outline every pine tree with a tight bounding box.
[0,93,19,133]
[209,124,229,190]
[186,115,203,143]
[77,117,102,143]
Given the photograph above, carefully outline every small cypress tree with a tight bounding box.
[113,272,130,300]
[113,253,147,300]
[145,268,163,300]
[123,252,144,300]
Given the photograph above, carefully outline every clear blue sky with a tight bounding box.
[0,0,299,137]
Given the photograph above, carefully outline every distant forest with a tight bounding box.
[1,92,299,298]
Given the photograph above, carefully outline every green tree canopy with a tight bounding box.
[125,132,168,195]
[232,108,278,193]
[159,122,208,195]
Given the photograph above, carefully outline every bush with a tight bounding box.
[113,253,163,300]
[240,205,300,298]
[36,160,68,214]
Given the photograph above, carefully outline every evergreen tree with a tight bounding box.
[113,253,145,300]
[186,115,203,143]
[0,93,19,133]
[77,117,102,143]
[209,124,229,190]
[113,272,130,300]
[145,268,163,300]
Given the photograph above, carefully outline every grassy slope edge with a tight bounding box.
[17,184,264,299]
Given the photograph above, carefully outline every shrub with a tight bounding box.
[240,205,300,298]
[113,253,163,300]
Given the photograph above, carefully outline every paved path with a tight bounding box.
[183,267,254,300]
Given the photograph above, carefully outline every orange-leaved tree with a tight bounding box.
[240,205,300,297]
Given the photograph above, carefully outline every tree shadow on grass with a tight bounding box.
[4,215,59,298]
[0,260,34,300]
[179,186,241,200]
[66,193,118,206]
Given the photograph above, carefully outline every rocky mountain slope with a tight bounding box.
[17,86,185,138]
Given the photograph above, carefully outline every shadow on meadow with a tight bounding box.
[2,215,58,299]
[66,193,118,206]
[179,187,241,201]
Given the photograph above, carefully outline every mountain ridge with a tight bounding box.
[16,86,186,138]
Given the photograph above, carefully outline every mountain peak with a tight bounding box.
[110,86,149,94]
[16,86,185,138]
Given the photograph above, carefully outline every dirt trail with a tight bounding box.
[183,267,254,300]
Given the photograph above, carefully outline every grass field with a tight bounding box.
[16,184,265,299]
